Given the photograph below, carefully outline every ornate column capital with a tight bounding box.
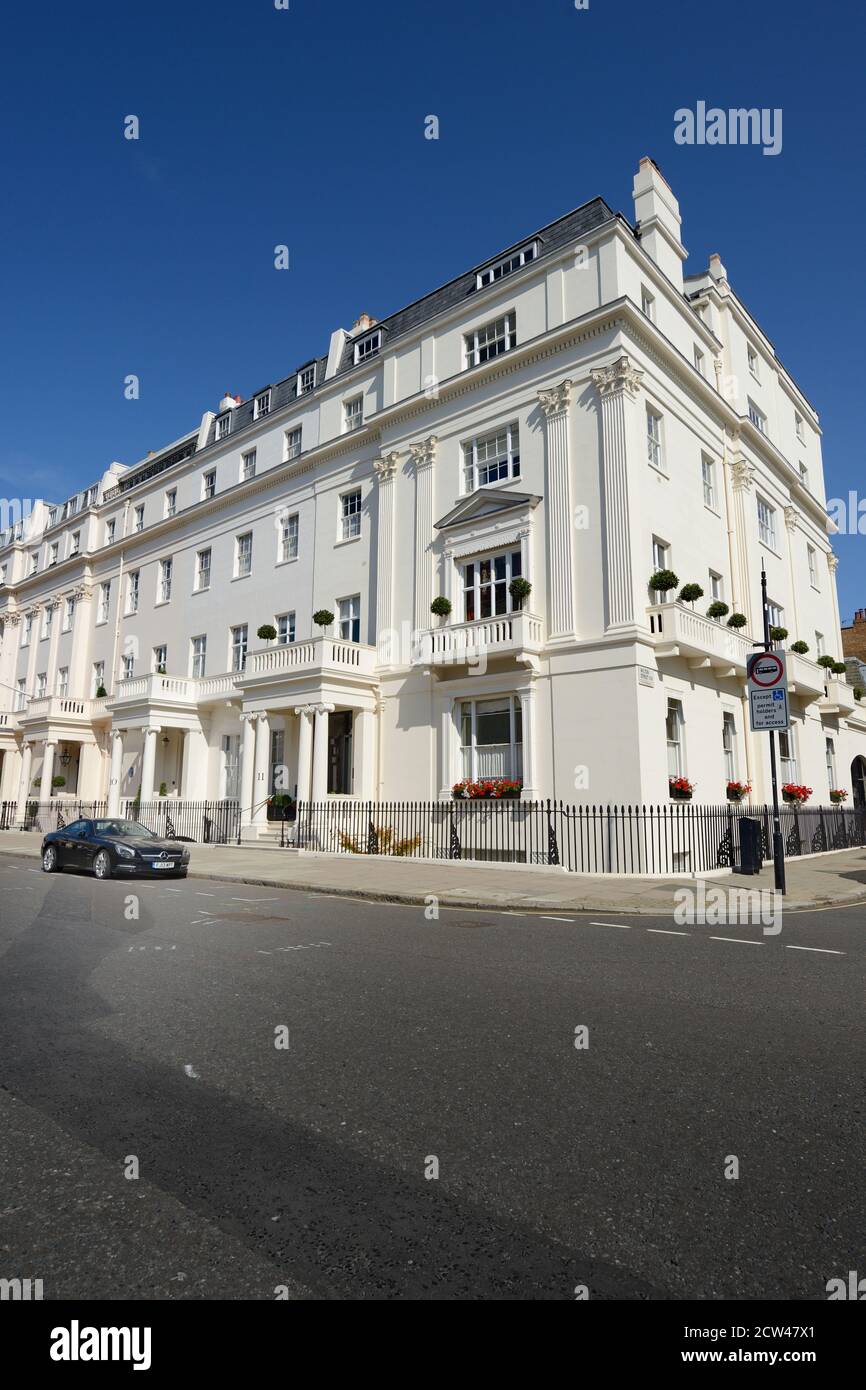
[826,550,839,574]
[783,505,798,532]
[590,356,643,400]
[373,451,400,484]
[730,456,755,492]
[313,702,336,715]
[538,379,573,418]
[409,436,437,470]
[293,703,314,717]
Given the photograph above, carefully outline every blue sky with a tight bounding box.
[2,0,864,617]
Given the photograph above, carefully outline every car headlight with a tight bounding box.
[115,844,136,859]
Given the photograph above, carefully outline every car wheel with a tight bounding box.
[93,849,113,881]
[42,845,59,873]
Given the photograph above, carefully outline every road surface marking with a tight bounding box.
[540,915,574,922]
[785,944,845,955]
[230,896,281,903]
[648,928,690,936]
[589,920,632,929]
[710,936,764,946]
[196,892,216,897]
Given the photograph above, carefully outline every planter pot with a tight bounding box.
[726,792,746,803]
[669,791,693,802]
[782,794,805,805]
[830,796,846,806]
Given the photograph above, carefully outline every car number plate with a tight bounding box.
[152,861,174,869]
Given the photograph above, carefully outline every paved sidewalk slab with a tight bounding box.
[2,830,866,914]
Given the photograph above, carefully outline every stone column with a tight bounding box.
[311,703,334,801]
[69,585,93,698]
[239,713,256,824]
[354,707,376,800]
[727,446,755,629]
[140,726,159,803]
[294,705,313,804]
[107,729,125,814]
[783,505,800,637]
[410,436,437,633]
[181,724,209,800]
[44,599,62,694]
[589,357,645,631]
[518,687,536,798]
[252,713,271,826]
[373,453,399,665]
[438,699,456,798]
[14,741,33,825]
[39,740,57,802]
[827,552,843,659]
[538,379,576,640]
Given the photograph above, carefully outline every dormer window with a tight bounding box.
[464,311,516,369]
[354,329,382,364]
[216,413,231,440]
[49,542,58,566]
[254,390,271,420]
[475,241,537,289]
[297,364,316,396]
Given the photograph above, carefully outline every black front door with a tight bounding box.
[327,711,353,795]
[852,758,866,809]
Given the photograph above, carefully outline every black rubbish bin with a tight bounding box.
[738,816,762,875]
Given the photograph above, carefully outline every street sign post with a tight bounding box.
[747,650,790,732]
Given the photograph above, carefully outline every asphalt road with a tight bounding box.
[0,853,862,1300]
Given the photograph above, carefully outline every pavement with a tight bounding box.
[0,854,862,1299]
[2,828,866,912]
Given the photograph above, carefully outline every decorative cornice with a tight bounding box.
[590,355,643,400]
[408,436,438,470]
[373,451,400,484]
[537,378,573,418]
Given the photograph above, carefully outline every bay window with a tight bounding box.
[462,548,522,621]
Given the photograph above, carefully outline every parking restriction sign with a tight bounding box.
[747,651,790,731]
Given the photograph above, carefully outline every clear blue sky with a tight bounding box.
[2,0,864,618]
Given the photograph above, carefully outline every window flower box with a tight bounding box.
[726,781,751,803]
[781,784,812,805]
[668,776,695,801]
[829,789,848,805]
[452,778,523,801]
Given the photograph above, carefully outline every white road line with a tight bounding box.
[164,888,183,894]
[710,936,764,946]
[589,920,632,929]
[785,944,845,955]
[647,928,690,936]
[540,915,574,922]
[230,896,281,903]
[503,911,527,916]
[196,892,216,897]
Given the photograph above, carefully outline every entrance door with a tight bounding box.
[852,757,866,809]
[327,711,353,794]
[222,735,240,800]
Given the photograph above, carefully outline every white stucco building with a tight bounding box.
[2,156,865,835]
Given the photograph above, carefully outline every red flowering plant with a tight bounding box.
[668,776,695,799]
[452,778,523,800]
[781,783,812,804]
[829,788,849,804]
[726,780,751,801]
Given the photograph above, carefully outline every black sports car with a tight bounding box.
[41,817,190,879]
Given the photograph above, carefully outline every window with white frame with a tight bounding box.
[36,672,47,699]
[799,461,809,488]
[22,613,33,645]
[164,488,177,518]
[297,363,316,395]
[98,582,111,623]
[57,667,69,698]
[722,711,738,781]
[340,489,362,541]
[701,454,716,509]
[42,606,53,641]
[460,695,523,782]
[16,678,26,710]
[354,329,381,363]
[462,548,522,621]
[158,557,173,602]
[86,485,98,507]
[254,391,271,420]
[126,570,140,614]
[284,426,302,461]
[747,343,760,379]
[133,504,144,533]
[30,551,38,574]
[652,536,670,577]
[463,422,520,493]
[475,242,536,289]
[666,698,684,778]
[70,531,80,556]
[202,469,216,500]
[62,595,75,631]
[709,570,724,603]
[795,411,804,442]
[766,599,785,629]
[779,727,797,782]
[195,547,211,591]
[815,631,825,657]
[646,407,664,471]
[826,736,837,790]
[230,624,248,673]
[216,413,231,440]
[235,532,252,578]
[241,450,256,481]
[276,612,296,645]
[344,395,363,432]
[0,563,6,585]
[807,544,818,587]
[338,594,361,643]
[121,652,134,681]
[748,398,766,433]
[693,345,705,375]
[49,541,58,566]
[47,507,57,527]
[279,511,299,562]
[153,644,167,674]
[757,496,776,548]
[464,311,516,368]
[105,518,116,545]
[641,286,655,320]
[191,634,207,679]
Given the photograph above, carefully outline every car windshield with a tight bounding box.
[93,820,158,839]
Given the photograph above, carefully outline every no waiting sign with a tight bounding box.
[747,651,790,731]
